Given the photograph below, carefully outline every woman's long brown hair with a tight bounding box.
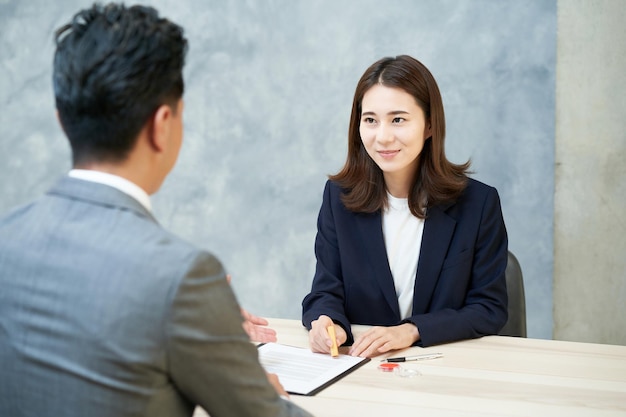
[330,55,470,218]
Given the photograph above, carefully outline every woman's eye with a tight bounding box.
[392,117,405,123]
[363,117,376,124]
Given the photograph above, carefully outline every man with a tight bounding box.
[0,3,311,417]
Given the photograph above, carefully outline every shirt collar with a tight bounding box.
[68,169,152,213]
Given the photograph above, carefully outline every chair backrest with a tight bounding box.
[499,251,527,337]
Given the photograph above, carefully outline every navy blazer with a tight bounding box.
[302,178,508,347]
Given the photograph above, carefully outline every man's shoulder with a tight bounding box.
[149,227,214,268]
[0,201,35,226]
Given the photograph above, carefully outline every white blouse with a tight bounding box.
[382,193,425,319]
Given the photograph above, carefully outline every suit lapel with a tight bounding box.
[356,212,401,318]
[413,204,456,314]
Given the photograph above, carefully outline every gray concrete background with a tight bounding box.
[554,0,626,345]
[1,1,556,339]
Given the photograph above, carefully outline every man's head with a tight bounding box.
[53,3,188,167]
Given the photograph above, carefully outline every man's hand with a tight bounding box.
[226,274,277,343]
[241,308,277,343]
[266,372,289,399]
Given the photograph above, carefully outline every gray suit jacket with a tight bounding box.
[0,176,312,417]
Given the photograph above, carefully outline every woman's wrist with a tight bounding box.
[402,322,420,344]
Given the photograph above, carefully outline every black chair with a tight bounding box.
[499,251,527,337]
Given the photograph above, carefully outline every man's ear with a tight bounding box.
[149,104,173,153]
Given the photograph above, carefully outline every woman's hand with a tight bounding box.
[309,315,347,354]
[349,323,419,358]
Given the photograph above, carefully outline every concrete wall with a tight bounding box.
[554,0,626,345]
[0,1,557,339]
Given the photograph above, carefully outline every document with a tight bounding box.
[257,342,370,396]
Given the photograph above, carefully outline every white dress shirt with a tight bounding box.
[68,169,152,213]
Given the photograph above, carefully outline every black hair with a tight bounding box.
[53,3,188,165]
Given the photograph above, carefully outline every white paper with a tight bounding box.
[257,343,369,396]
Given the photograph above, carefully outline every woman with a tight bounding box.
[302,55,508,358]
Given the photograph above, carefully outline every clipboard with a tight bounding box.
[257,342,370,396]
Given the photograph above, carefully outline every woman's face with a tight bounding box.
[359,84,431,193]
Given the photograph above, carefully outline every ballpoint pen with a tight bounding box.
[380,352,443,362]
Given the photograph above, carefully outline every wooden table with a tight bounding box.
[196,318,626,417]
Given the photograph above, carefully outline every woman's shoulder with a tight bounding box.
[321,179,370,218]
[453,177,501,209]
[432,178,503,224]
[464,177,500,196]
[325,179,348,197]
